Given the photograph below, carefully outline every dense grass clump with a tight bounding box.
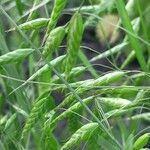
[0,0,150,149]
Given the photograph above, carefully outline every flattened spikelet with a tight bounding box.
[96,97,131,109]
[65,13,84,76]
[7,18,49,32]
[61,123,99,150]
[133,133,150,150]
[0,49,34,64]
[42,27,65,58]
[22,97,48,138]
[47,0,67,33]
[130,113,150,120]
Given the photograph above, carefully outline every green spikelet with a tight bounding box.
[130,113,150,120]
[42,26,66,58]
[61,123,99,150]
[133,133,150,150]
[7,18,49,32]
[47,0,67,34]
[65,13,84,77]
[96,97,131,109]
[22,97,48,138]
[41,26,65,93]
[0,49,34,64]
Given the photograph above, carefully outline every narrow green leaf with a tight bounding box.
[115,0,148,71]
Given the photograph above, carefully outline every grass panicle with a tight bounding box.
[0,0,149,149]
[60,71,125,107]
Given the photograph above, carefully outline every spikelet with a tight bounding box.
[0,49,34,64]
[133,133,150,150]
[22,97,48,138]
[130,113,150,121]
[65,13,84,77]
[61,123,99,150]
[42,26,66,58]
[93,71,124,86]
[7,18,49,32]
[47,0,67,34]
[96,97,131,109]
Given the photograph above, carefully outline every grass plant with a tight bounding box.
[0,0,150,149]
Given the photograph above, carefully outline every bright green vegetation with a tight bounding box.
[0,0,150,150]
